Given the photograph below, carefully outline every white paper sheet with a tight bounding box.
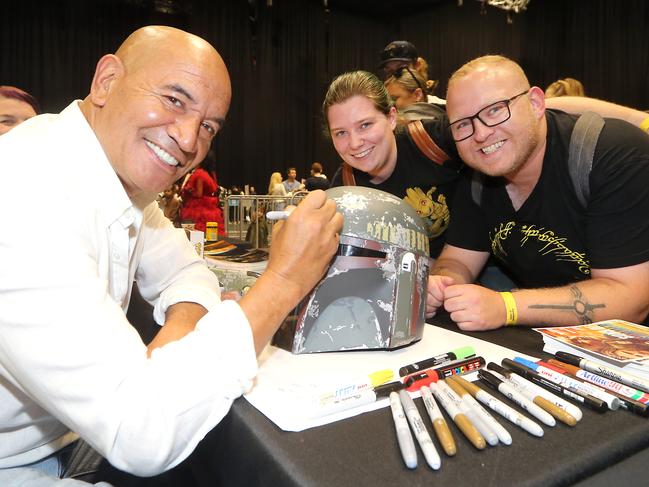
[244,323,538,431]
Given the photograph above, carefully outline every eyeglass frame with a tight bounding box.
[448,89,530,142]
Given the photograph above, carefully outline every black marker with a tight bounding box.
[399,346,476,377]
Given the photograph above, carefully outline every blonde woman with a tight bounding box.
[268,172,287,196]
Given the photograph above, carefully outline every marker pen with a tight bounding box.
[451,375,544,438]
[404,356,486,391]
[446,377,512,445]
[314,369,394,409]
[438,380,498,447]
[555,351,649,394]
[399,346,476,377]
[502,359,608,413]
[547,359,649,417]
[514,357,621,410]
[420,386,457,456]
[389,391,417,469]
[428,382,486,450]
[478,370,556,427]
[399,390,441,470]
[312,380,405,418]
[487,362,583,421]
[486,368,577,427]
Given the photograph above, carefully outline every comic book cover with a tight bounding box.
[535,320,649,376]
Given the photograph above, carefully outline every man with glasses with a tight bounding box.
[426,55,649,330]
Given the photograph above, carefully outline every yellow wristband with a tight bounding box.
[640,117,649,133]
[500,292,518,326]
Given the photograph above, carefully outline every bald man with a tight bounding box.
[426,55,649,331]
[0,26,341,485]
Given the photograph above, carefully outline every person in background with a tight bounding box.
[268,171,287,196]
[545,77,586,98]
[377,40,445,105]
[304,162,330,191]
[158,183,182,225]
[427,55,649,331]
[0,25,342,485]
[384,65,445,122]
[282,167,303,193]
[180,157,224,234]
[0,85,40,135]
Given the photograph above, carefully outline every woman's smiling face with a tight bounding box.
[327,95,398,184]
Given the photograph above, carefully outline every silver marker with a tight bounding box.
[389,391,417,469]
[399,390,441,469]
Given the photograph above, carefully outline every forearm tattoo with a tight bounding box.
[528,285,605,324]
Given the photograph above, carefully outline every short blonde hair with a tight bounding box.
[448,55,530,95]
[545,78,585,98]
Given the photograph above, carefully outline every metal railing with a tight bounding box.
[225,192,308,248]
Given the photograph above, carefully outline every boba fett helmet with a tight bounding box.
[272,186,430,354]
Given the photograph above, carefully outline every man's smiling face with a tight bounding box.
[446,64,542,178]
[89,28,231,200]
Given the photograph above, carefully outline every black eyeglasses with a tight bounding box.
[394,66,426,94]
[448,89,530,142]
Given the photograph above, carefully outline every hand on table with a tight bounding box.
[426,275,455,318]
[442,284,506,331]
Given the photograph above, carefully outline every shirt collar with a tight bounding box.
[60,101,137,227]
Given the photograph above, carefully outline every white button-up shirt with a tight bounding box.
[0,102,258,475]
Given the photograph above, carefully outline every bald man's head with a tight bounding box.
[81,26,231,202]
[447,55,530,93]
[446,55,546,179]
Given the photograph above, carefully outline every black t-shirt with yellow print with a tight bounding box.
[446,109,649,288]
[330,119,462,258]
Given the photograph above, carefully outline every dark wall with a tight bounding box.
[402,0,649,108]
[2,0,647,193]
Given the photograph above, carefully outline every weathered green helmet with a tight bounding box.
[272,186,430,354]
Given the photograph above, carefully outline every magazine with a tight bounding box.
[535,320,649,380]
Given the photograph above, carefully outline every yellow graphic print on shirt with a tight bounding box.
[490,221,590,276]
[404,186,449,238]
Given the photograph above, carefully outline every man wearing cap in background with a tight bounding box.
[378,40,445,105]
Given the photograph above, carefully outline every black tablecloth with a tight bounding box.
[194,314,649,487]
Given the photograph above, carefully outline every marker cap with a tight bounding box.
[453,346,476,360]
[554,351,582,366]
[374,381,407,398]
[369,369,395,387]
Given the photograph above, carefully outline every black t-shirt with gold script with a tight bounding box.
[446,110,649,288]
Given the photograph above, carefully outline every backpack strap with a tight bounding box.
[568,112,604,208]
[407,120,450,165]
[471,171,485,207]
[341,163,356,186]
